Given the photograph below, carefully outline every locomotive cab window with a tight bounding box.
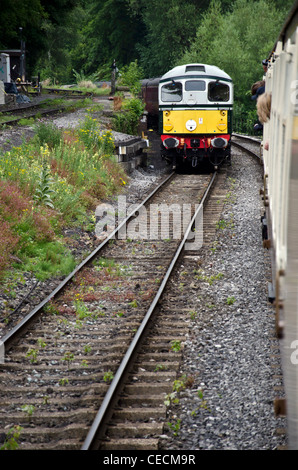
[185,80,206,91]
[208,81,230,102]
[161,81,182,102]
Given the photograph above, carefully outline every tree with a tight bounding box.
[178,0,294,132]
[0,0,84,80]
[74,0,144,76]
[33,3,87,83]
[179,0,292,102]
[131,0,201,77]
[0,0,44,48]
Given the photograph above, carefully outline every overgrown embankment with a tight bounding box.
[0,114,127,283]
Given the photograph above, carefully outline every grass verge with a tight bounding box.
[0,112,127,283]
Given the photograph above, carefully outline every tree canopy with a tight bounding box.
[0,0,294,96]
[180,0,290,101]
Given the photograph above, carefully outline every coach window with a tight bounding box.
[161,81,182,102]
[208,81,229,101]
[185,80,206,91]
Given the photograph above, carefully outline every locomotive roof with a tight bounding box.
[160,63,232,83]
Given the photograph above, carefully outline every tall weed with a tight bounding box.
[33,122,62,148]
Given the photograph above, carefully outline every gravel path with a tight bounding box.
[159,149,287,450]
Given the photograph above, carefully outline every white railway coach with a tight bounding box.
[262,2,298,449]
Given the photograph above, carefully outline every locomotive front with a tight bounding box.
[158,64,233,169]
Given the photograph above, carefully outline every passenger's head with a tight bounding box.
[257,92,271,123]
[251,80,265,96]
[262,59,268,73]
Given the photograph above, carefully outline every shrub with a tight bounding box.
[0,180,59,279]
[33,122,63,149]
[112,98,145,135]
[118,60,144,97]
[0,220,19,276]
[0,113,128,279]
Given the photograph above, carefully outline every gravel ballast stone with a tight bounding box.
[159,149,287,450]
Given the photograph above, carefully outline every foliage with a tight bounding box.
[118,60,144,96]
[0,117,127,280]
[0,0,84,81]
[73,0,144,77]
[103,370,114,383]
[0,217,19,277]
[72,69,100,84]
[181,0,283,95]
[112,96,145,135]
[33,160,55,209]
[0,0,294,85]
[167,419,181,436]
[135,0,199,77]
[35,2,87,83]
[0,179,65,281]
[0,425,23,450]
[232,101,259,135]
[0,0,44,48]
[33,122,63,149]
[178,0,292,132]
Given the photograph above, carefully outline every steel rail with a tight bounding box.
[232,133,262,144]
[0,106,68,126]
[0,92,94,126]
[81,170,217,450]
[43,88,93,97]
[0,171,175,363]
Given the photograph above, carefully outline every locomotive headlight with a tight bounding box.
[163,137,180,149]
[220,110,226,116]
[211,137,228,148]
[165,110,171,116]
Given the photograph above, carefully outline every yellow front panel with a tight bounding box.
[162,109,228,134]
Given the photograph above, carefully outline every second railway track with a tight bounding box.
[0,89,94,127]
[231,133,263,161]
[0,165,230,450]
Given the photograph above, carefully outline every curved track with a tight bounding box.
[231,133,262,161]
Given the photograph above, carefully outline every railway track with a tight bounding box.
[0,166,230,451]
[0,90,94,127]
[231,133,263,161]
[92,170,229,451]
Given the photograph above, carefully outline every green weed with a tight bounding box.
[21,404,35,418]
[62,351,74,370]
[33,160,55,208]
[0,426,23,450]
[193,270,224,285]
[170,340,181,352]
[167,419,181,436]
[103,370,114,383]
[19,240,76,281]
[33,122,62,148]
